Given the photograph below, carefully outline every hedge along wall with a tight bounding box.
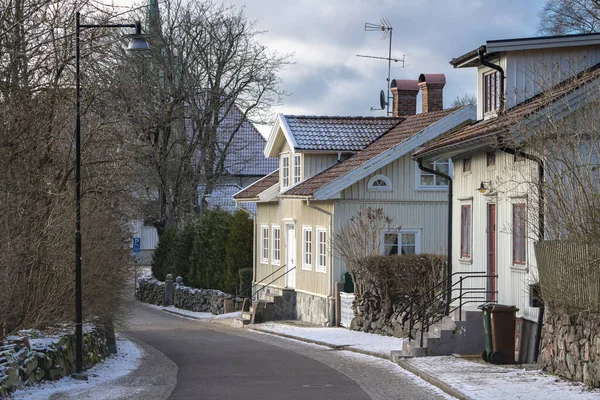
[136,278,243,314]
[0,327,110,397]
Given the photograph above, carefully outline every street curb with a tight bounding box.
[247,326,390,360]
[395,359,471,400]
[161,308,243,328]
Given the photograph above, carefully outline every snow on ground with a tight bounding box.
[11,335,143,400]
[255,322,405,357]
[149,304,242,320]
[407,356,600,400]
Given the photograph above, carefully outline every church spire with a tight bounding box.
[147,0,160,34]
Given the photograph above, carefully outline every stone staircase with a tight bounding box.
[391,307,485,361]
[238,287,296,325]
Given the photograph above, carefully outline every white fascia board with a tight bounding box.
[264,114,297,158]
[232,169,279,201]
[313,105,477,200]
[487,35,600,53]
[258,183,280,202]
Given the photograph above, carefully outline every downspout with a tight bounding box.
[479,47,505,112]
[499,146,545,362]
[306,199,335,327]
[417,158,453,316]
[236,202,257,294]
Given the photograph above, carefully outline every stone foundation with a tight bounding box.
[539,310,600,388]
[0,326,110,397]
[296,291,329,326]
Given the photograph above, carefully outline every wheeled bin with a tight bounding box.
[478,303,519,364]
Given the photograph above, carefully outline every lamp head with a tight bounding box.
[477,181,489,194]
[126,21,149,52]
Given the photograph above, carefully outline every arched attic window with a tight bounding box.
[367,175,392,191]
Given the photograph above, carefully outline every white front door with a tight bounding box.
[286,225,296,288]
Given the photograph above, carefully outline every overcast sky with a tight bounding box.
[120,0,546,127]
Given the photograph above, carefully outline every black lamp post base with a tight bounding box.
[72,372,89,381]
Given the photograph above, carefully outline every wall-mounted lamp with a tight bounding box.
[477,181,492,194]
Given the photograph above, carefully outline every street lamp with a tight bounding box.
[74,11,148,380]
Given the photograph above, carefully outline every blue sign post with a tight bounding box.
[132,237,141,260]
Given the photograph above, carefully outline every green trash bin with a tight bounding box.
[478,303,494,362]
[343,272,354,294]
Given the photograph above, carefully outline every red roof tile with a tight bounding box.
[415,63,600,158]
[233,170,279,200]
[282,108,460,197]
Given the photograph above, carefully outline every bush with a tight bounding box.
[356,254,446,316]
[238,268,253,297]
[224,210,253,294]
[151,228,181,281]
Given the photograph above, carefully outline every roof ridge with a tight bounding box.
[284,114,404,120]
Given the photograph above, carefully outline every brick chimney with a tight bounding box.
[390,79,419,117]
[417,73,446,113]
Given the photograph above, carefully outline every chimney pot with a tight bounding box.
[417,73,446,113]
[390,79,419,117]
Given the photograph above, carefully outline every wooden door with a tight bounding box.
[488,204,497,301]
[286,225,296,288]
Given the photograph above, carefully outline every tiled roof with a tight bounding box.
[283,108,460,197]
[233,170,279,200]
[415,63,600,158]
[285,115,402,152]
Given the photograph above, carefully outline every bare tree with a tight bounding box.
[118,0,290,236]
[538,0,600,35]
[450,93,476,108]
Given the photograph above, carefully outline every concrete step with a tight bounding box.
[451,307,482,322]
[241,311,252,321]
[231,318,248,328]
[401,340,427,357]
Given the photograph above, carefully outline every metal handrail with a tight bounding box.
[239,264,287,298]
[252,266,296,300]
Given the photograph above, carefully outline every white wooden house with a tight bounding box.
[235,74,476,325]
[414,32,600,362]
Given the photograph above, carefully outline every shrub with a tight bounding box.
[151,228,180,281]
[238,268,253,297]
[356,254,446,317]
[224,210,253,294]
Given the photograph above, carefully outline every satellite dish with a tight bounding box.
[379,90,387,109]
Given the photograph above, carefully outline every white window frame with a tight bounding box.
[302,226,313,270]
[367,174,392,191]
[415,159,452,190]
[460,202,472,261]
[293,154,301,184]
[260,225,269,264]
[316,227,327,273]
[272,225,281,266]
[282,155,290,188]
[383,229,422,255]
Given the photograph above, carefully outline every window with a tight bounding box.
[513,204,526,265]
[484,71,499,113]
[317,228,327,273]
[272,225,281,265]
[260,225,269,263]
[487,152,496,167]
[461,205,472,258]
[383,230,421,255]
[282,155,290,188]
[463,158,472,173]
[293,154,301,184]
[367,175,392,191]
[417,159,451,188]
[302,227,312,270]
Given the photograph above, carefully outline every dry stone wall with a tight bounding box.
[539,310,600,388]
[0,327,110,397]
[136,278,242,314]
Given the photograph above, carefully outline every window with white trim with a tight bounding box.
[272,225,281,265]
[367,175,392,191]
[383,229,421,255]
[416,159,451,189]
[513,203,526,265]
[260,225,269,263]
[293,154,301,184]
[461,205,472,258]
[484,71,499,114]
[302,227,312,270]
[316,228,327,272]
[282,155,290,188]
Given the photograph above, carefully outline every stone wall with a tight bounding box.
[296,291,329,326]
[136,278,242,314]
[0,327,110,397]
[350,291,409,337]
[539,310,600,388]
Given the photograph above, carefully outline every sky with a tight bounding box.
[116,0,546,129]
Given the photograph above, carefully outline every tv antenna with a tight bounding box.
[357,19,406,115]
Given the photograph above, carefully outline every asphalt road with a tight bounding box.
[121,301,452,400]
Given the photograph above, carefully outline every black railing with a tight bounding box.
[239,264,286,299]
[239,264,297,301]
[407,271,498,347]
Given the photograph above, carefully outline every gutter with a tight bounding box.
[478,47,505,112]
[417,159,453,316]
[497,145,545,363]
[236,203,257,292]
[306,199,335,327]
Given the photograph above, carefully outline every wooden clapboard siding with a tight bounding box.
[303,153,338,181]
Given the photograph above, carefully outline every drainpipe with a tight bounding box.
[417,159,453,316]
[499,146,545,362]
[479,47,505,112]
[236,203,257,294]
[306,199,335,326]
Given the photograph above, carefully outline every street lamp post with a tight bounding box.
[74,11,148,380]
